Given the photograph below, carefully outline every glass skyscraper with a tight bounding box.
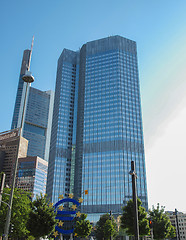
[47,36,148,218]
[47,49,79,200]
[11,50,54,161]
[12,50,31,130]
[23,87,54,161]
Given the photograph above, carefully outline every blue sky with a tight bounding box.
[1,0,186,211]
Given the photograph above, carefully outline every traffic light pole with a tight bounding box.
[151,228,153,240]
[149,220,153,240]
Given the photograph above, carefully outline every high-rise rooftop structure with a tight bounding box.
[0,129,28,187]
[11,49,54,161]
[47,36,148,219]
[11,49,31,130]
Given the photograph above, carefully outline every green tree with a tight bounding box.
[95,213,117,240]
[74,213,92,238]
[118,226,127,239]
[26,194,57,239]
[149,203,176,240]
[0,187,31,238]
[120,198,150,236]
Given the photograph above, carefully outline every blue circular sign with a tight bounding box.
[54,198,80,234]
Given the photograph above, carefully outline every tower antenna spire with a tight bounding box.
[28,35,34,71]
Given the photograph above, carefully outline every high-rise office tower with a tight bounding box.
[47,36,148,219]
[17,156,48,198]
[23,87,54,161]
[47,49,78,201]
[0,129,48,197]
[11,49,54,161]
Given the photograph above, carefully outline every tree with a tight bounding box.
[149,203,176,240]
[95,213,117,240]
[74,213,92,239]
[26,194,57,239]
[0,187,31,238]
[120,198,150,236]
[118,226,127,239]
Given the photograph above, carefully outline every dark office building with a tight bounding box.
[0,129,28,187]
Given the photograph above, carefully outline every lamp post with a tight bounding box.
[129,161,139,240]
[0,173,6,207]
[110,210,112,240]
[175,209,181,240]
[3,70,34,240]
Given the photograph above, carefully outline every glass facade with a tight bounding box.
[47,36,148,215]
[11,50,54,161]
[17,156,48,198]
[23,87,54,160]
[75,37,148,214]
[47,49,79,202]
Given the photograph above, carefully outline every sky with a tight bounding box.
[0,0,186,212]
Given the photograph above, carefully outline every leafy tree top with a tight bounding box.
[95,213,118,240]
[120,198,150,236]
[26,194,57,239]
[74,213,92,238]
[149,203,176,240]
[0,188,31,238]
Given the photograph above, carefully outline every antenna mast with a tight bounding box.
[28,35,34,71]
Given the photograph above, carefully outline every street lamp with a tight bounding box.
[129,161,139,240]
[22,70,34,83]
[109,210,112,240]
[3,70,34,240]
[0,173,6,207]
[175,209,181,240]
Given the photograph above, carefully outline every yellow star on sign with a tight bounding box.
[49,202,53,208]
[69,193,74,198]
[76,211,81,217]
[74,233,78,236]
[72,204,77,210]
[59,205,64,211]
[59,194,64,200]
[53,231,58,237]
[78,197,83,203]
[58,221,64,227]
